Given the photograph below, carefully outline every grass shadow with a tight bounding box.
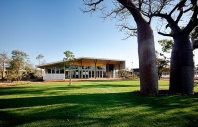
[0,91,198,127]
[0,80,198,127]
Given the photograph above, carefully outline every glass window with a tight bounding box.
[60,69,64,74]
[47,69,51,74]
[71,65,78,69]
[97,66,102,70]
[52,69,55,74]
[56,69,60,74]
[82,66,88,69]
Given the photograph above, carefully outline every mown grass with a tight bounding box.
[0,80,198,127]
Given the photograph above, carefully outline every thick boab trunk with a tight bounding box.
[137,21,159,95]
[169,35,194,94]
[117,0,158,96]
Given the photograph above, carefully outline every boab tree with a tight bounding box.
[153,0,198,94]
[83,0,176,95]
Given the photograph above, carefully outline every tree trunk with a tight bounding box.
[169,35,194,94]
[137,21,159,95]
[118,0,158,95]
[158,71,161,80]
[69,69,72,86]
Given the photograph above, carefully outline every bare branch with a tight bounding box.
[122,30,137,40]
[101,4,126,20]
[183,3,198,35]
[83,0,104,7]
[138,0,143,10]
[169,0,187,16]
[118,24,137,31]
[153,13,181,33]
[82,0,105,13]
[175,9,183,24]
[158,32,173,37]
[117,23,137,40]
[184,6,194,13]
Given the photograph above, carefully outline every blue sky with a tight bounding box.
[0,0,197,68]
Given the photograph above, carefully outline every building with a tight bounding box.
[36,57,125,80]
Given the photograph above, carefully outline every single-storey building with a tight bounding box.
[36,57,125,80]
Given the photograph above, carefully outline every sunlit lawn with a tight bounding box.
[0,80,198,127]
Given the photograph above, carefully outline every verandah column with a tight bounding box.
[98,71,100,78]
[94,60,97,79]
[80,59,83,79]
[64,63,66,80]
[119,62,121,78]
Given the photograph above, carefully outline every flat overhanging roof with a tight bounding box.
[36,57,125,69]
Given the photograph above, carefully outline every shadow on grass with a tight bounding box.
[0,91,198,127]
[0,83,138,96]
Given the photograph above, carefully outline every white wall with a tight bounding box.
[43,74,65,80]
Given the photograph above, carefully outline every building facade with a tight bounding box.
[36,57,125,80]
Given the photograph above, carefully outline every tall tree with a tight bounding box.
[36,54,44,77]
[8,50,28,81]
[153,0,198,94]
[82,0,175,95]
[63,50,75,86]
[36,54,44,65]
[0,51,9,80]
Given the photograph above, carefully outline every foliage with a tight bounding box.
[0,50,45,81]
[196,64,198,70]
[36,54,44,65]
[6,50,29,81]
[0,51,9,80]
[191,26,198,49]
[22,61,36,80]
[0,80,198,127]
[156,39,173,79]
[158,39,173,53]
[119,69,128,77]
[156,52,169,79]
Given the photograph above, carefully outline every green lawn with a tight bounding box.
[0,80,198,127]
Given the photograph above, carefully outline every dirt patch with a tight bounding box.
[0,82,14,87]
[0,81,32,87]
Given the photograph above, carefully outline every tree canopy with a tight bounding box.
[82,0,175,39]
[7,50,29,81]
[36,54,44,65]
[156,39,173,80]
